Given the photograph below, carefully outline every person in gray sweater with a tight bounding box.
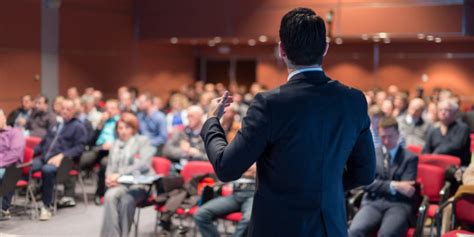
[100,113,155,237]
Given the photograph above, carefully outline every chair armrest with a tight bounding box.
[414,195,430,237]
[439,181,451,204]
[434,198,456,237]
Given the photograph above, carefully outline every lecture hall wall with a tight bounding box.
[1,0,473,114]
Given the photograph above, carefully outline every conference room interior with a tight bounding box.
[1,0,474,236]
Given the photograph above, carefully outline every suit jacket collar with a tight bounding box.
[287,71,330,85]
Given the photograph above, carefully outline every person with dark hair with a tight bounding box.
[30,99,87,221]
[423,99,471,166]
[26,95,57,138]
[349,117,418,237]
[100,113,155,237]
[7,94,33,129]
[200,7,375,236]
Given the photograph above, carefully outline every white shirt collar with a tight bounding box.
[287,67,323,81]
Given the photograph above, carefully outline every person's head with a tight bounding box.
[169,93,189,111]
[378,117,400,150]
[387,85,399,97]
[381,99,394,117]
[279,8,327,67]
[53,96,64,114]
[116,112,139,142]
[117,86,129,98]
[407,98,426,119]
[0,109,6,129]
[153,96,164,110]
[92,90,103,106]
[119,91,133,109]
[105,99,120,117]
[60,99,78,122]
[437,99,458,126]
[21,94,33,110]
[34,95,49,112]
[81,95,95,113]
[187,105,204,131]
[84,87,95,96]
[393,93,408,111]
[375,91,387,106]
[128,86,139,101]
[67,87,79,99]
[137,93,154,112]
[199,92,216,109]
[204,83,216,93]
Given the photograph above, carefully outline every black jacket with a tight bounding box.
[201,71,376,237]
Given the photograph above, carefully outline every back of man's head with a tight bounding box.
[279,7,327,66]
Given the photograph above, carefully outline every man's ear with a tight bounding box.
[323,43,329,57]
[279,42,287,58]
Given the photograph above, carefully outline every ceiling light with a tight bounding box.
[335,37,343,45]
[378,32,388,39]
[426,35,434,41]
[417,33,425,39]
[421,74,429,82]
[435,37,442,43]
[248,39,256,46]
[170,37,178,44]
[383,38,391,44]
[372,36,380,42]
[258,35,268,43]
[213,37,222,43]
[361,34,369,40]
[208,40,216,47]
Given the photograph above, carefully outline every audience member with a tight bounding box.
[381,99,394,118]
[0,109,25,220]
[100,113,155,237]
[31,99,87,220]
[397,98,432,147]
[7,94,33,129]
[163,105,207,168]
[392,93,409,118]
[119,91,138,114]
[26,95,56,138]
[137,93,167,155]
[52,96,65,123]
[349,117,418,237]
[67,87,80,100]
[166,93,189,133]
[194,164,256,237]
[81,95,102,130]
[423,99,471,166]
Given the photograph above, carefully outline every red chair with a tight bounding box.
[152,157,172,176]
[15,147,38,218]
[419,154,461,170]
[470,133,474,153]
[25,136,41,150]
[436,192,474,237]
[417,163,452,235]
[134,157,172,237]
[407,145,423,155]
[180,161,215,183]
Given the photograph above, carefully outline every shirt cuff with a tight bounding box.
[389,181,397,195]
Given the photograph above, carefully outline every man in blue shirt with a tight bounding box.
[137,93,167,155]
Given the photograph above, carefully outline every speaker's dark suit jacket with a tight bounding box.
[201,71,376,237]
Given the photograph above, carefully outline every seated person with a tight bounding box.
[422,99,471,166]
[7,94,33,129]
[194,164,256,237]
[79,99,120,203]
[163,106,207,168]
[137,93,167,155]
[0,109,25,220]
[100,113,155,237]
[397,98,432,148]
[349,117,418,237]
[26,95,57,138]
[31,99,87,221]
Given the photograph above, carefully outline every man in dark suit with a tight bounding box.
[349,117,418,237]
[200,8,376,237]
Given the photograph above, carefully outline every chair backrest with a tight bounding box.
[180,161,214,183]
[454,193,474,225]
[56,158,73,184]
[470,133,474,152]
[407,144,423,155]
[417,163,445,202]
[0,165,22,196]
[22,147,34,176]
[25,136,41,150]
[152,157,171,176]
[419,154,461,170]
